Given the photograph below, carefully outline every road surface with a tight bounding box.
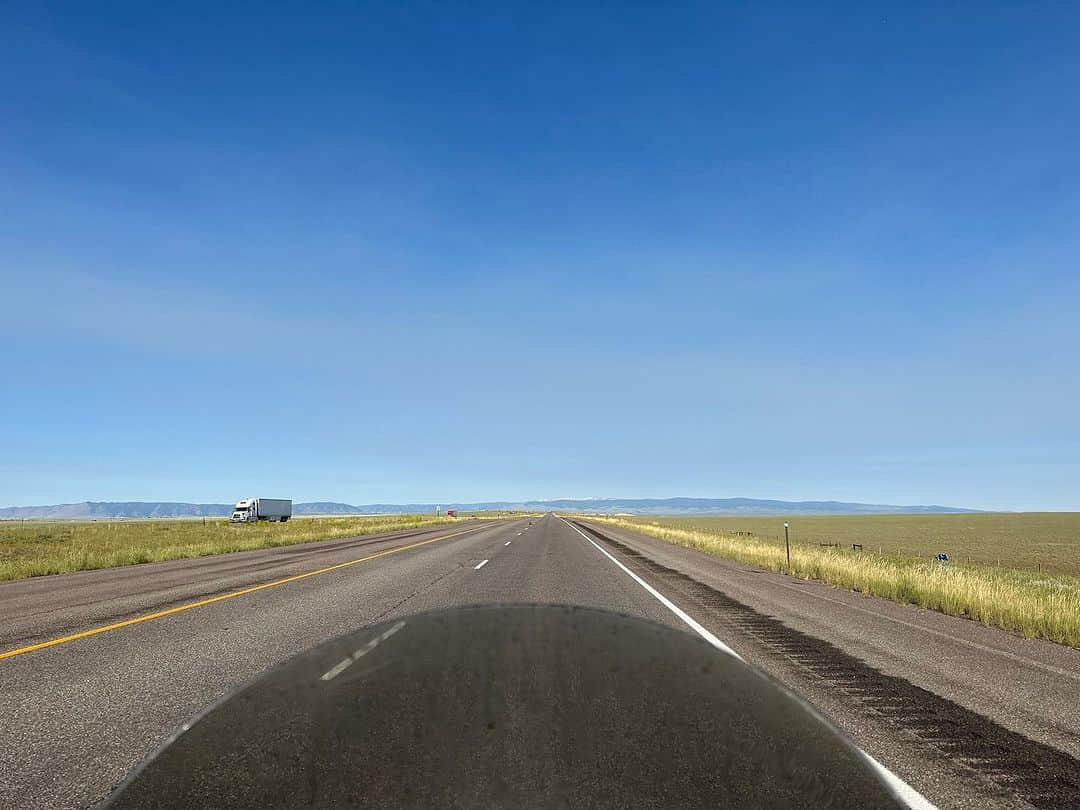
[0,515,1077,808]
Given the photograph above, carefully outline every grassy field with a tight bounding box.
[636,513,1080,576]
[0,514,465,581]
[587,514,1080,648]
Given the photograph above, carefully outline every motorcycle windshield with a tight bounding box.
[104,604,906,809]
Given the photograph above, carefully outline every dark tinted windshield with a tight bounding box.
[105,605,904,809]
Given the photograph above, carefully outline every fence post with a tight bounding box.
[784,522,790,571]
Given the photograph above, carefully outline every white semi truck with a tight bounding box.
[230,498,292,523]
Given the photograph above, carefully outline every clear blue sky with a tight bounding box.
[3,2,1078,510]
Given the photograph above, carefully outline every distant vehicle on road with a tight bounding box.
[446,509,457,518]
[230,498,291,523]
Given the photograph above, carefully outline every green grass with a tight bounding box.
[0,514,469,581]
[586,514,1080,648]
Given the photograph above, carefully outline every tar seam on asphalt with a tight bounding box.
[573,521,1080,810]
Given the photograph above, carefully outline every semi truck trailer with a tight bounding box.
[230,498,292,523]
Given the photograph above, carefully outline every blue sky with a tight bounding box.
[3,2,1078,510]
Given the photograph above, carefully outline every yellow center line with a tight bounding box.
[0,524,486,662]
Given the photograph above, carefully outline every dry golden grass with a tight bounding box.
[637,513,1080,576]
[589,516,1080,648]
[0,514,463,580]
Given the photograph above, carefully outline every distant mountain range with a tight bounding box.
[0,497,982,520]
[0,502,236,520]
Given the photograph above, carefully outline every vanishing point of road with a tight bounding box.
[1,515,1078,809]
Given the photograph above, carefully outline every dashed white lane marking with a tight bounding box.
[561,518,936,810]
[321,621,406,681]
[474,559,489,570]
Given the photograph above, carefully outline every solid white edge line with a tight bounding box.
[859,751,937,810]
[562,517,937,810]
[474,559,489,570]
[561,518,742,660]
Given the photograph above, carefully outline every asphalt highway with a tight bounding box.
[0,515,1077,808]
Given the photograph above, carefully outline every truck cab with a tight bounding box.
[230,499,257,523]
